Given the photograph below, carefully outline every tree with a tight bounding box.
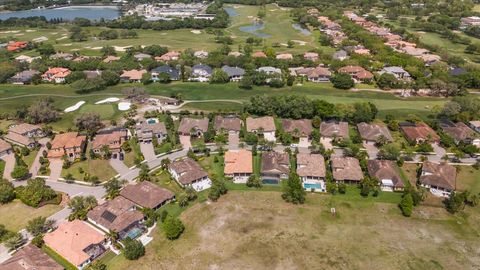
[68,195,98,220]
[208,178,228,201]
[104,178,126,199]
[0,179,15,204]
[5,233,25,251]
[15,178,57,207]
[444,191,466,214]
[282,172,306,204]
[27,98,59,124]
[330,73,354,89]
[377,73,399,89]
[399,193,414,217]
[123,237,145,260]
[163,214,185,240]
[87,261,107,270]
[74,113,103,136]
[210,69,229,84]
[26,216,54,237]
[37,43,55,56]
[101,70,120,86]
[138,164,150,182]
[246,175,262,188]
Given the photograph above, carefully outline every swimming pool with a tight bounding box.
[262,179,279,185]
[146,118,158,125]
[303,183,322,189]
[125,227,143,239]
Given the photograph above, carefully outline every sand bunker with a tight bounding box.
[113,46,132,52]
[64,101,85,112]
[191,30,201,34]
[118,102,131,111]
[95,97,120,104]
[56,36,68,41]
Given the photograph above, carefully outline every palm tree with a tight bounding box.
[106,230,119,244]
[161,158,171,170]
[5,233,25,251]
[84,195,98,210]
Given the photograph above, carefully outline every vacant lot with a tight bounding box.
[104,191,480,270]
[0,200,62,232]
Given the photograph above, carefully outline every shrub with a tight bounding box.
[399,193,414,217]
[123,238,145,260]
[0,179,15,204]
[163,215,185,240]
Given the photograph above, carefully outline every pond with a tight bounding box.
[223,7,238,17]
[292,23,311,36]
[0,6,121,21]
[239,22,271,38]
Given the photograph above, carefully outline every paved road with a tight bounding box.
[1,153,15,180]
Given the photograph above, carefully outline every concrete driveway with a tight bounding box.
[48,158,63,181]
[298,137,310,148]
[180,135,192,149]
[363,142,379,160]
[228,133,240,148]
[429,143,446,162]
[110,158,130,175]
[1,153,15,180]
[320,138,333,150]
[140,142,156,161]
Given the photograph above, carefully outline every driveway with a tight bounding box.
[180,135,192,149]
[228,133,240,149]
[109,158,130,175]
[1,153,15,180]
[140,142,156,161]
[429,143,446,162]
[320,138,333,150]
[48,158,63,181]
[298,137,310,148]
[363,142,379,160]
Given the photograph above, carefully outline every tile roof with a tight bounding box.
[261,151,290,175]
[121,69,147,80]
[50,132,85,150]
[281,119,312,136]
[43,220,105,266]
[177,117,209,134]
[214,115,242,132]
[0,244,63,270]
[246,116,276,132]
[320,121,349,138]
[331,157,363,181]
[367,160,404,189]
[92,129,128,150]
[0,139,12,153]
[440,121,477,142]
[400,122,440,142]
[296,153,325,178]
[120,181,175,209]
[224,150,253,175]
[4,132,33,146]
[420,162,456,191]
[357,122,393,142]
[87,196,144,232]
[8,123,41,135]
[169,158,208,185]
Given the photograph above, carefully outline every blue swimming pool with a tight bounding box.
[303,183,322,189]
[262,179,279,185]
[125,227,143,239]
[146,118,157,125]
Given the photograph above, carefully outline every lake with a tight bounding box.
[239,22,271,38]
[223,7,238,17]
[0,6,120,21]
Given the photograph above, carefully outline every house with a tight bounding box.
[276,53,293,60]
[9,70,39,85]
[304,52,319,61]
[297,153,326,192]
[43,220,106,269]
[92,128,129,159]
[246,116,276,142]
[194,50,209,58]
[103,55,121,63]
[338,65,373,83]
[353,48,370,55]
[357,122,393,144]
[440,121,480,146]
[449,67,467,77]
[14,55,39,64]
[420,162,456,197]
[380,66,411,80]
[257,66,282,76]
[73,55,91,62]
[50,52,74,61]
[120,181,175,210]
[190,64,212,82]
[0,244,63,270]
[0,139,13,157]
[228,51,243,57]
[8,123,43,138]
[281,119,312,139]
[169,158,211,191]
[417,54,441,66]
[221,65,245,82]
[156,51,181,61]
[135,120,167,143]
[47,132,86,161]
[41,68,71,83]
[120,69,147,83]
[214,115,242,134]
[151,65,180,81]
[320,121,349,140]
[4,132,35,149]
[261,151,290,184]
[331,157,363,184]
[252,51,267,58]
[224,149,253,183]
[178,117,209,137]
[133,53,152,61]
[461,16,480,28]
[400,122,440,144]
[87,196,145,240]
[306,66,331,82]
[469,120,480,133]
[6,41,28,52]
[367,160,405,192]
[332,50,349,61]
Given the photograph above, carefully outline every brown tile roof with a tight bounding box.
[4,132,33,147]
[440,122,477,142]
[297,153,325,178]
[320,121,349,138]
[338,65,365,73]
[224,150,253,175]
[246,116,276,132]
[48,132,86,158]
[367,160,404,188]
[103,55,120,63]
[400,122,440,142]
[331,157,363,181]
[120,69,147,80]
[44,220,105,266]
[135,121,167,138]
[169,158,208,185]
[252,51,267,58]
[357,122,393,142]
[281,119,312,137]
[92,129,128,150]
[0,244,63,270]
[0,139,12,153]
[214,116,242,132]
[87,196,144,232]
[120,181,175,209]
[177,117,209,134]
[261,151,290,175]
[307,66,331,78]
[8,123,42,135]
[420,162,456,191]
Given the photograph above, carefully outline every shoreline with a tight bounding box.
[0,4,120,15]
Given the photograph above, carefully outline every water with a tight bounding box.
[126,227,143,239]
[292,23,311,36]
[0,6,121,21]
[239,22,271,38]
[146,118,158,125]
[223,7,238,17]
[303,183,322,189]
[262,179,279,185]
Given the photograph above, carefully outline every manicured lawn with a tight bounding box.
[0,200,62,232]
[198,155,224,179]
[402,163,420,187]
[182,101,244,112]
[456,166,480,194]
[150,169,184,195]
[61,158,117,183]
[22,149,38,169]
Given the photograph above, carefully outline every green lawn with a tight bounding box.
[456,167,480,194]
[182,101,244,112]
[22,149,38,169]
[61,158,117,183]
[0,200,62,232]
[150,169,184,195]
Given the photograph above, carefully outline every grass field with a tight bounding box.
[102,191,480,270]
[0,200,62,232]
[61,158,117,182]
